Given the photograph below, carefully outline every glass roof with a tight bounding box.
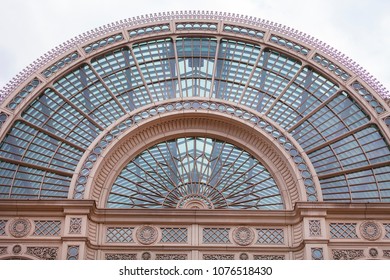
[0,33,389,205]
[107,137,283,209]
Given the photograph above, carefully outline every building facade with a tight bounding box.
[0,11,390,260]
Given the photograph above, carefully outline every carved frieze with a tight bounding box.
[105,253,137,260]
[156,254,187,260]
[332,249,364,260]
[26,247,58,260]
[203,254,234,260]
[253,255,285,260]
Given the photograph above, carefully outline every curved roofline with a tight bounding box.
[0,10,388,105]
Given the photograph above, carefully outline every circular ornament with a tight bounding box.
[369,248,378,258]
[233,227,255,246]
[142,252,151,260]
[239,253,249,260]
[360,221,382,241]
[136,226,158,245]
[9,219,31,238]
[12,245,22,254]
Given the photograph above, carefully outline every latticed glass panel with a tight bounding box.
[384,224,390,239]
[67,246,79,260]
[203,228,231,243]
[0,220,6,235]
[106,227,134,243]
[91,48,150,111]
[242,50,301,114]
[321,166,390,202]
[214,40,261,102]
[33,221,61,236]
[311,248,324,260]
[309,125,390,175]
[268,67,339,130]
[53,64,125,128]
[133,39,179,101]
[107,137,283,209]
[256,229,284,244]
[0,161,70,199]
[177,37,217,97]
[160,228,188,243]
[329,223,358,239]
[291,92,370,151]
[22,89,102,149]
[0,121,83,172]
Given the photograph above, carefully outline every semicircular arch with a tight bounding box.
[0,12,389,205]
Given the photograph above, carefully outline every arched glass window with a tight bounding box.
[107,137,283,210]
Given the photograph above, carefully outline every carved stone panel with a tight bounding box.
[106,253,137,260]
[309,220,321,237]
[383,250,390,258]
[203,254,234,260]
[253,255,285,260]
[156,254,187,260]
[332,249,364,260]
[0,247,7,256]
[69,218,82,234]
[26,247,58,260]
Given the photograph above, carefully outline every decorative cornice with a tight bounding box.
[1,10,388,106]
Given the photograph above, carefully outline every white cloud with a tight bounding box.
[0,0,389,92]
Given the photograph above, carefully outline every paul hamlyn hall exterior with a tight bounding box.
[0,11,390,260]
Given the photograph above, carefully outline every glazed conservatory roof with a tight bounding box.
[0,11,389,208]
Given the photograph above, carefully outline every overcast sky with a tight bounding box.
[0,0,389,93]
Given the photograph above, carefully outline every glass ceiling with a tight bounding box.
[0,34,389,205]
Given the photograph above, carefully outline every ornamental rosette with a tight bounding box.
[360,221,382,241]
[232,226,255,246]
[9,219,31,238]
[136,226,158,245]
